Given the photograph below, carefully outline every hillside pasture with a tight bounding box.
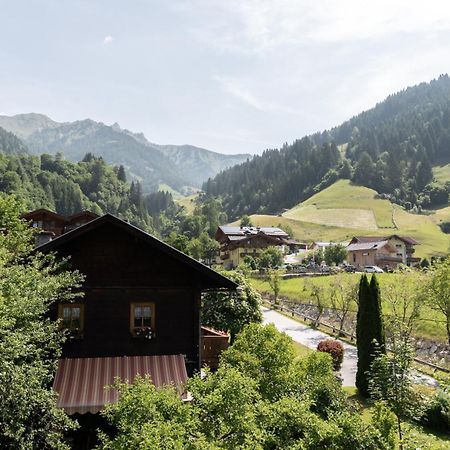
[284,204,378,229]
[231,180,450,258]
[285,180,395,229]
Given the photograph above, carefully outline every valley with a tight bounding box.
[229,179,450,258]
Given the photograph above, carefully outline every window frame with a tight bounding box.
[58,303,85,337]
[130,302,156,337]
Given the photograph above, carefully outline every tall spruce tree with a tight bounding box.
[356,274,386,397]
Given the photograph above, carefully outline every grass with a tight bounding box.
[433,164,450,185]
[285,204,378,229]
[230,215,369,244]
[176,194,199,214]
[252,273,448,343]
[285,180,395,228]
[343,387,450,448]
[229,179,450,258]
[292,341,312,359]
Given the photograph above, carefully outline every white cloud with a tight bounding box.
[185,0,450,53]
[103,35,114,45]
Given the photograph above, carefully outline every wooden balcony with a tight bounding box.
[201,327,229,370]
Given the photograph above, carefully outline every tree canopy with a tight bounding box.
[0,195,82,449]
[97,324,396,449]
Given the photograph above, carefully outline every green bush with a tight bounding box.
[421,391,450,433]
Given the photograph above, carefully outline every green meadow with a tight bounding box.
[252,273,448,343]
[230,180,450,258]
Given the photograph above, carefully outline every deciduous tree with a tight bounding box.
[0,195,83,449]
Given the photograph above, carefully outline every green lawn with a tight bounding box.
[292,341,312,359]
[252,273,448,343]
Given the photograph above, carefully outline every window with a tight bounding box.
[58,304,84,337]
[130,302,155,339]
[396,244,402,248]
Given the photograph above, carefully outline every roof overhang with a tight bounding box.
[36,213,237,291]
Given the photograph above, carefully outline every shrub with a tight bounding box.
[421,391,450,433]
[317,340,344,370]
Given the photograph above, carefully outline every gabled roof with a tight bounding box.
[37,213,237,291]
[347,240,389,252]
[218,225,288,238]
[351,235,419,245]
[22,208,66,221]
[67,210,99,222]
[225,232,285,250]
[393,235,419,245]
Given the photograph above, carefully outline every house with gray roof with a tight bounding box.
[347,235,420,269]
[215,225,301,269]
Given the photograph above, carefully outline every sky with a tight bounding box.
[1,0,450,155]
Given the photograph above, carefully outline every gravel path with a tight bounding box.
[262,307,438,388]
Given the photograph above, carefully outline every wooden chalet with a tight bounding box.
[36,214,236,427]
[215,225,301,269]
[347,235,420,269]
[23,209,99,245]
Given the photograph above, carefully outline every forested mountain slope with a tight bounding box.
[0,151,177,233]
[0,114,250,193]
[204,75,450,219]
[0,126,28,155]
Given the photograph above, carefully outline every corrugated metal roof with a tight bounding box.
[53,355,188,414]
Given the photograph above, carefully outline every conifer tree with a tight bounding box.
[356,274,386,397]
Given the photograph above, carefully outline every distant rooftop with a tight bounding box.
[347,241,389,252]
[352,235,419,245]
[218,226,288,237]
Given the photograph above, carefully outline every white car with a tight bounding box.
[364,265,384,273]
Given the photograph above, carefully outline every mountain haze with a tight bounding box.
[0,114,251,193]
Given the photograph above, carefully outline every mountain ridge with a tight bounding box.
[204,75,450,219]
[0,113,251,193]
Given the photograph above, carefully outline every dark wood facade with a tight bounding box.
[23,208,98,238]
[39,214,236,376]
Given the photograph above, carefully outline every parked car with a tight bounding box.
[364,265,384,273]
[293,265,307,273]
[320,265,331,273]
[344,264,356,273]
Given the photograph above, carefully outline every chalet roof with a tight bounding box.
[225,232,286,250]
[347,240,389,252]
[351,235,419,245]
[67,210,99,222]
[22,208,66,221]
[394,235,419,245]
[37,213,237,291]
[218,225,288,238]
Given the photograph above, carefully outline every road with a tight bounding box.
[262,307,438,388]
